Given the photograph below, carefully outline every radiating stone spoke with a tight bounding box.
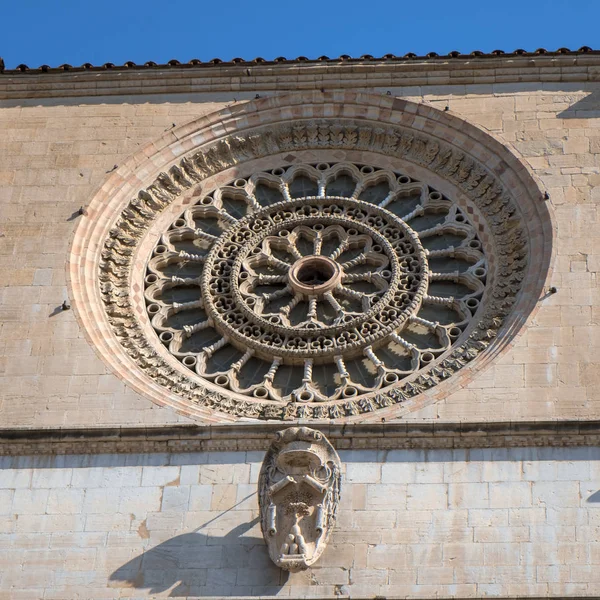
[183,319,213,338]
[323,292,346,319]
[334,285,372,312]
[340,253,368,271]
[416,222,447,238]
[427,247,455,258]
[328,238,350,261]
[261,285,293,302]
[177,250,206,263]
[172,299,204,313]
[307,297,318,321]
[408,314,439,330]
[312,234,323,255]
[400,205,425,222]
[229,349,254,374]
[255,274,288,285]
[430,271,461,282]
[341,272,387,291]
[423,294,456,307]
[193,229,218,243]
[218,211,239,225]
[262,358,281,386]
[280,294,302,317]
[170,275,201,286]
[265,255,293,271]
[202,337,228,358]
[364,346,385,374]
[288,243,303,260]
[245,193,262,212]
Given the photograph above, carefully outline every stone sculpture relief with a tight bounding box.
[96,115,530,420]
[258,427,341,571]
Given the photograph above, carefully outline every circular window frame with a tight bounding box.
[68,92,554,423]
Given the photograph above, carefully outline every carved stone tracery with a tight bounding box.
[81,95,549,422]
[145,163,487,405]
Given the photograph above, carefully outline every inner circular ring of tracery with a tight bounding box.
[144,161,486,405]
[70,91,552,422]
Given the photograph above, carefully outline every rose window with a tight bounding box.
[75,96,548,421]
[144,162,486,403]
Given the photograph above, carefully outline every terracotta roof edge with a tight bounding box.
[1,47,598,75]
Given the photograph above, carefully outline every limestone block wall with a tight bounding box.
[1,447,600,599]
[0,99,228,428]
[0,69,599,426]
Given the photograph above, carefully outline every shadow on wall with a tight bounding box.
[110,518,287,597]
[558,91,600,118]
[587,490,600,503]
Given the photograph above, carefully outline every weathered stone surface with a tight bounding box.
[0,447,598,597]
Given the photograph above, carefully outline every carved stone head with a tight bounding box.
[258,427,341,571]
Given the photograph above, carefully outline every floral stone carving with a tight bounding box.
[258,427,341,571]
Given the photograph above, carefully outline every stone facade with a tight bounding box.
[2,446,600,598]
[1,53,600,597]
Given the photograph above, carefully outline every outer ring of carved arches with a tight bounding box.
[68,91,554,423]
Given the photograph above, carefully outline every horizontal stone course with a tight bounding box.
[1,55,600,101]
[3,421,600,456]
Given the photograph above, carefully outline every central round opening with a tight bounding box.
[296,261,336,286]
[288,255,343,296]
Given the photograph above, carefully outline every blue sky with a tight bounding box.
[1,0,598,68]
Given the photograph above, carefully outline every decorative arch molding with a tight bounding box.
[68,91,554,423]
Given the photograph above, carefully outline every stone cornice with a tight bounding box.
[1,421,599,455]
[1,54,600,101]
